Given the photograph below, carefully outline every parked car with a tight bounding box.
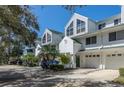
[48,60,59,65]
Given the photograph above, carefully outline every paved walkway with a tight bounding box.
[0,65,123,87]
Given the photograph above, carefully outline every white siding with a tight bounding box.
[65,13,88,37]
[96,14,121,30]
[102,31,124,48]
[88,20,96,33]
[73,43,81,54]
[83,34,102,50]
[41,28,63,48]
[59,37,74,54]
[41,29,52,45]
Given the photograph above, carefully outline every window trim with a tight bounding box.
[66,21,74,36]
[76,19,85,34]
[98,23,106,30]
[109,30,124,42]
[114,18,121,25]
[42,34,46,43]
[109,32,116,42]
[86,36,97,45]
[47,33,52,42]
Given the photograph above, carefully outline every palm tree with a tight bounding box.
[41,45,59,61]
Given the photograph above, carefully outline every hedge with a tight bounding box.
[49,64,64,71]
[119,68,124,76]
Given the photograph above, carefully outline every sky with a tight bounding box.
[31,5,121,38]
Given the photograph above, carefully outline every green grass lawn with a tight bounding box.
[113,76,124,84]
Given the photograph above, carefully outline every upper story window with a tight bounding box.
[66,22,73,36]
[77,19,85,34]
[98,23,106,30]
[47,33,51,42]
[42,34,46,43]
[109,30,124,42]
[114,18,121,25]
[86,36,97,45]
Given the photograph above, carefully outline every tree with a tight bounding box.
[41,5,86,13]
[62,5,85,13]
[0,5,39,63]
[41,45,59,61]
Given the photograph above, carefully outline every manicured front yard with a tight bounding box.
[113,76,124,84]
[113,68,124,84]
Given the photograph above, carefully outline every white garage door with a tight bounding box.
[105,53,124,69]
[85,54,100,68]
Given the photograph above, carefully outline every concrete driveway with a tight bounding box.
[0,65,121,87]
[54,69,119,81]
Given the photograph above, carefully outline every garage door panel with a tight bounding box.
[85,56,100,68]
[106,54,124,69]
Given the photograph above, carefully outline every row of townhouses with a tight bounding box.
[38,5,124,69]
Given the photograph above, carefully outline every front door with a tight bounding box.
[76,55,80,67]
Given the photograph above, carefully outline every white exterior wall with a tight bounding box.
[121,5,124,23]
[59,37,74,54]
[88,20,96,33]
[96,14,121,30]
[83,34,102,50]
[65,13,89,37]
[42,28,63,48]
[102,31,124,48]
[42,29,52,45]
[79,25,124,50]
[73,43,81,54]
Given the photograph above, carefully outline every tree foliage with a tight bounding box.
[62,5,85,12]
[0,5,39,63]
[41,45,59,60]
[59,54,70,64]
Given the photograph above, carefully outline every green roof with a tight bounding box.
[72,38,82,44]
[48,28,63,34]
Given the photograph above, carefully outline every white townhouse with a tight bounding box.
[42,28,64,50]
[59,5,124,69]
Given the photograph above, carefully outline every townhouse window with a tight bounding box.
[93,55,96,57]
[86,36,97,45]
[47,33,51,42]
[66,22,73,36]
[114,18,121,25]
[77,19,85,34]
[112,54,116,56]
[98,23,106,30]
[42,34,46,43]
[109,30,124,42]
[117,54,122,56]
[97,55,100,57]
[109,32,116,41]
[85,55,88,57]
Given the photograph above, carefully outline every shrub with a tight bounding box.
[59,54,70,64]
[21,53,39,67]
[49,64,64,71]
[113,76,124,84]
[119,68,124,76]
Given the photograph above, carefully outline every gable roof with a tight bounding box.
[47,28,63,35]
[72,38,82,44]
[61,36,81,44]
[96,13,121,23]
